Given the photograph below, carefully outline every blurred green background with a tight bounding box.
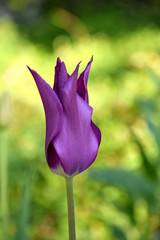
[1,0,160,239]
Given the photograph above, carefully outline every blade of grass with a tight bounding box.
[0,129,9,240]
[15,170,34,240]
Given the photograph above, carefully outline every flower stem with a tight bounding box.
[0,129,9,240]
[65,177,76,240]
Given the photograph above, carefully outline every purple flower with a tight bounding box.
[28,57,101,177]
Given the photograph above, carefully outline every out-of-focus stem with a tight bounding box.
[65,177,76,240]
[0,129,8,240]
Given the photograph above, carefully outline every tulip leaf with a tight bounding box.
[138,98,160,150]
[148,70,160,93]
[111,225,127,240]
[15,170,34,240]
[146,118,160,149]
[89,168,157,201]
[138,98,158,116]
[130,129,158,180]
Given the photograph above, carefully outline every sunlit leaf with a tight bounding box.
[148,70,160,93]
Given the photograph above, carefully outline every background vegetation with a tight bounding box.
[0,0,160,239]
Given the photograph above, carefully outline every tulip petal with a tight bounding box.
[52,63,99,176]
[77,56,93,103]
[53,57,61,90]
[27,67,63,172]
[53,60,69,99]
[61,62,80,111]
[54,94,99,176]
[91,121,101,146]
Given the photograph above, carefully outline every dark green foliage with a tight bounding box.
[111,225,127,240]
[89,168,157,202]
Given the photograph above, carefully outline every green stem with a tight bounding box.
[0,129,8,240]
[65,177,76,240]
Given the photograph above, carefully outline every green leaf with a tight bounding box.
[138,98,157,117]
[130,129,158,180]
[111,225,127,240]
[146,118,160,150]
[89,168,156,201]
[148,70,160,93]
[15,170,35,240]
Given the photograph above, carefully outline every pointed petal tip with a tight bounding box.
[60,61,67,73]
[27,66,38,76]
[57,57,62,64]
[88,56,93,65]
[72,61,81,77]
[26,65,31,70]
[84,56,93,72]
[27,66,35,74]
[76,61,81,70]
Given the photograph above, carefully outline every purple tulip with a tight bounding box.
[28,57,101,177]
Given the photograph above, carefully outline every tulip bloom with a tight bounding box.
[28,57,101,177]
